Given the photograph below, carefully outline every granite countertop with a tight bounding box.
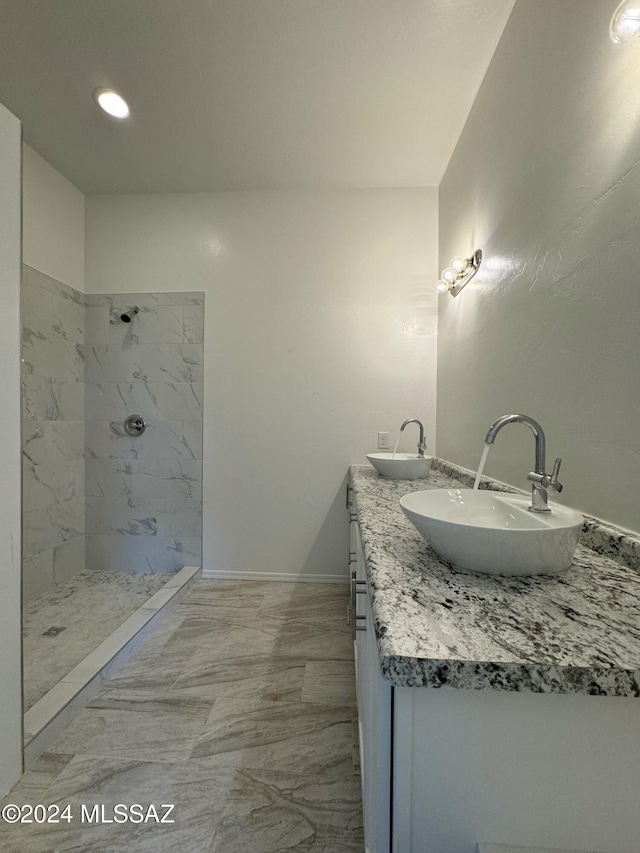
[349,460,640,696]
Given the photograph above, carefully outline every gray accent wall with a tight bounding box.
[21,266,204,601]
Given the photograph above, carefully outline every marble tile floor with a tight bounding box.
[4,579,363,852]
[23,570,171,710]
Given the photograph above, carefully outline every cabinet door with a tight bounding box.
[353,523,393,853]
[354,523,367,711]
[362,590,392,853]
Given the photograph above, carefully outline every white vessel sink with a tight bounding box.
[366,453,433,480]
[399,488,583,576]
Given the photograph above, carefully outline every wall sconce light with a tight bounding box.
[435,249,482,297]
[610,0,640,44]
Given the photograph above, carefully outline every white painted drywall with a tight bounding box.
[0,1,514,194]
[0,100,23,793]
[22,144,85,291]
[437,0,640,533]
[86,189,438,578]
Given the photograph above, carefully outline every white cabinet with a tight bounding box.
[348,496,640,853]
[350,515,392,853]
[359,583,392,853]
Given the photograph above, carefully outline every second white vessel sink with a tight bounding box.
[367,453,433,480]
[399,488,583,576]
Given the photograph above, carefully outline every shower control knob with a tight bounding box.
[124,414,146,436]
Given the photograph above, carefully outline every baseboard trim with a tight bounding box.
[201,569,348,584]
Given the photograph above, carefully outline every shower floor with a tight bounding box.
[23,570,170,711]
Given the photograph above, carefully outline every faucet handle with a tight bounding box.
[548,457,563,492]
[527,458,563,493]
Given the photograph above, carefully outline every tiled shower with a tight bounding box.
[22,267,86,600]
[84,291,204,574]
[21,265,204,602]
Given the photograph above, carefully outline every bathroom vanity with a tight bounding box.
[348,461,640,853]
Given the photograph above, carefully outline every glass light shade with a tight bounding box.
[93,88,130,119]
[441,267,457,283]
[449,256,467,273]
[610,0,640,44]
[435,280,450,294]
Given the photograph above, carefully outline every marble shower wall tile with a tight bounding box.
[84,292,204,574]
[85,459,202,499]
[23,497,85,560]
[85,291,204,308]
[85,496,164,536]
[85,534,110,572]
[108,420,203,460]
[22,267,87,602]
[109,304,185,346]
[23,265,83,301]
[81,498,205,543]
[21,271,203,599]
[156,382,203,420]
[22,420,86,464]
[22,333,84,382]
[84,343,204,383]
[21,282,53,339]
[53,535,86,584]
[108,535,202,573]
[85,380,159,421]
[22,375,84,422]
[23,458,84,512]
[184,304,204,344]
[85,421,110,459]
[22,551,55,601]
[84,305,111,346]
[52,292,85,344]
[157,500,203,537]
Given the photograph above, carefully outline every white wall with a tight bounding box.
[86,189,438,579]
[22,145,85,291]
[0,101,24,793]
[437,0,640,533]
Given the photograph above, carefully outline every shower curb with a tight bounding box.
[23,565,201,769]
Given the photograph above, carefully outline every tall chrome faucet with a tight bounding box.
[484,413,563,512]
[400,418,426,458]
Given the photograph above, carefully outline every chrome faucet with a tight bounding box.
[484,413,563,512]
[400,418,426,458]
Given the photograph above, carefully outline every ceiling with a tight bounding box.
[0,0,514,195]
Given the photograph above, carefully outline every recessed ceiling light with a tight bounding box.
[93,87,130,119]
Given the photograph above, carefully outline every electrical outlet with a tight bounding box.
[378,431,390,450]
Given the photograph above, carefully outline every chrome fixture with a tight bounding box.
[123,414,146,436]
[484,413,563,513]
[610,0,640,44]
[400,418,426,458]
[347,571,367,639]
[120,307,139,323]
[436,249,482,297]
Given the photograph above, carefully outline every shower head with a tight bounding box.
[120,307,139,323]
